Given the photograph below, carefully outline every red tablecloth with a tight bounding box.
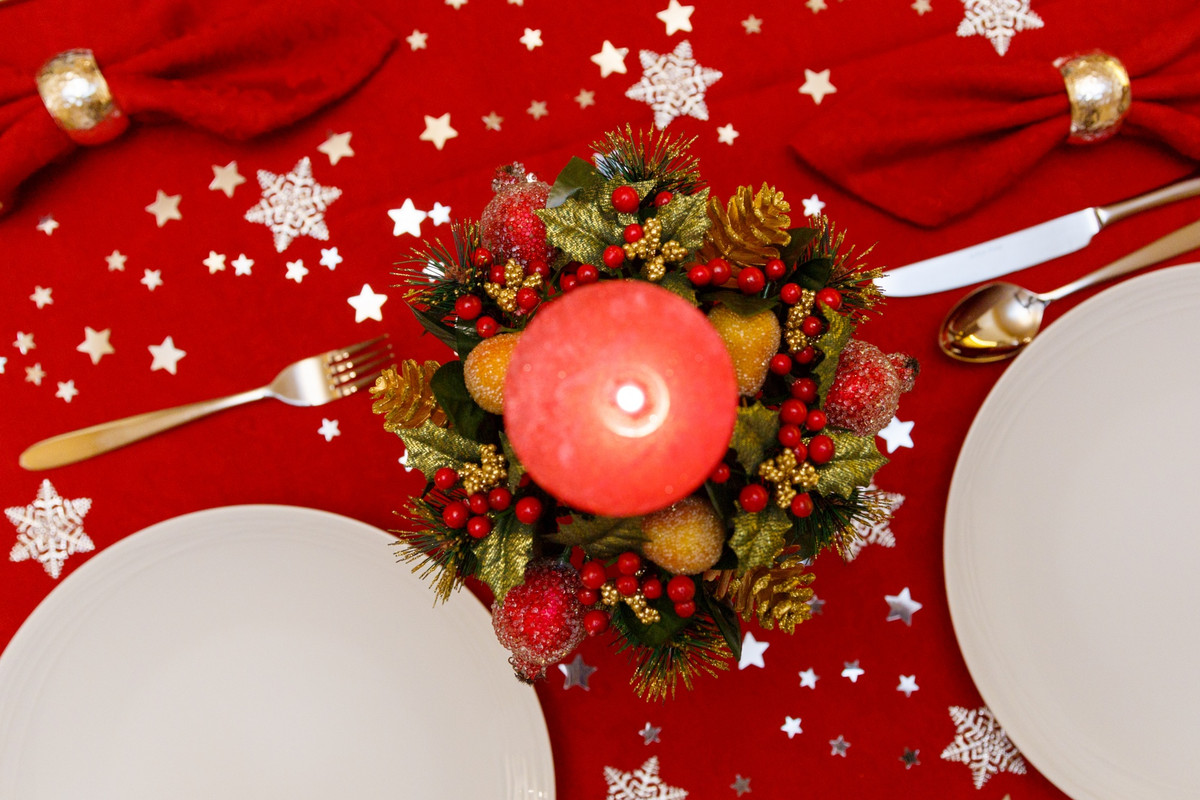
[3,0,1197,796]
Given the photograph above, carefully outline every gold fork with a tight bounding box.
[19,336,392,471]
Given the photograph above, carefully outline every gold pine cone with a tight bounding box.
[697,183,792,273]
[707,554,815,634]
[370,360,447,432]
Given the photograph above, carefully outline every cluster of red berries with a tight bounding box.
[434,466,544,539]
[595,185,675,270]
[576,551,698,636]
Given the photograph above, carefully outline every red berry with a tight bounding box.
[615,575,639,596]
[641,577,663,600]
[816,287,843,309]
[710,462,731,483]
[576,263,599,284]
[617,551,642,576]
[739,484,769,513]
[792,442,808,462]
[805,409,827,431]
[561,274,579,292]
[623,224,644,244]
[487,487,512,511]
[434,467,458,490]
[489,264,507,284]
[738,267,766,294]
[791,493,815,517]
[516,287,540,312]
[769,353,793,375]
[791,378,818,403]
[454,294,482,320]
[809,434,835,464]
[476,316,498,338]
[780,399,807,425]
[674,600,696,619]
[578,588,599,606]
[611,185,640,214]
[602,245,625,268]
[468,493,490,515]
[780,283,802,305]
[584,609,610,636]
[765,258,787,281]
[778,423,802,448]
[515,496,543,523]
[467,516,492,539]
[795,345,817,364]
[666,575,695,602]
[801,315,823,337]
[442,501,469,529]
[708,258,731,286]
[527,260,549,279]
[688,264,712,287]
[654,191,673,207]
[579,561,606,590]
[472,247,494,267]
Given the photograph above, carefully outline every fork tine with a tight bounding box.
[326,335,389,364]
[337,371,386,397]
[328,343,393,376]
[331,350,393,385]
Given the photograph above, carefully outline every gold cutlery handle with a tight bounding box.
[1097,176,1200,226]
[19,388,268,471]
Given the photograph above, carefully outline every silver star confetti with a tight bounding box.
[829,735,850,757]
[6,480,94,579]
[841,660,865,682]
[730,775,751,797]
[900,748,921,769]
[558,653,596,690]
[245,157,342,253]
[941,706,1027,789]
[638,722,661,745]
[885,587,923,625]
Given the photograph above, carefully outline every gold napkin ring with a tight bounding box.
[36,49,128,145]
[1056,51,1131,144]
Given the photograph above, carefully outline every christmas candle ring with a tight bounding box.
[1056,51,1131,144]
[36,49,129,145]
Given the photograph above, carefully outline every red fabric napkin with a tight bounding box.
[0,0,394,214]
[789,0,1200,227]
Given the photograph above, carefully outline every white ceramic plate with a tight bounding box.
[945,265,1200,800]
[0,505,555,799]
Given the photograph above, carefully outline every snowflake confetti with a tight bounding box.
[957,0,1044,56]
[626,41,722,129]
[244,157,342,253]
[845,484,905,561]
[941,706,1027,789]
[6,480,94,579]
[604,757,688,799]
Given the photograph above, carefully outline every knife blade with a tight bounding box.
[876,175,1200,297]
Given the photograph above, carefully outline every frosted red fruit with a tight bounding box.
[888,351,920,394]
[480,164,556,273]
[823,340,917,437]
[491,559,586,683]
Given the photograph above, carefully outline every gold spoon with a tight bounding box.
[939,218,1200,362]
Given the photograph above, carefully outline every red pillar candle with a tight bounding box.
[504,280,738,517]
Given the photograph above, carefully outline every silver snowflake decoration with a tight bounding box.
[626,41,722,129]
[605,756,688,800]
[957,0,1044,56]
[6,479,93,579]
[845,483,905,561]
[941,705,1027,789]
[244,156,342,252]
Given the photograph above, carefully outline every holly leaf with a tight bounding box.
[815,430,887,499]
[499,431,525,492]
[778,226,819,268]
[703,290,779,318]
[729,505,791,573]
[394,420,483,481]
[653,186,711,251]
[547,156,602,209]
[407,305,458,353]
[430,361,488,440]
[812,304,854,402]
[547,515,645,559]
[537,200,624,267]
[794,256,834,291]
[473,514,534,603]
[730,403,780,474]
[658,271,699,306]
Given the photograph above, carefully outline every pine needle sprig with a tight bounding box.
[393,220,485,316]
[610,608,732,701]
[811,216,884,318]
[591,126,704,196]
[790,487,887,559]
[391,491,480,604]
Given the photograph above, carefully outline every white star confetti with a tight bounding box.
[317,131,354,165]
[317,418,341,442]
[716,123,738,145]
[0,356,5,373]
[519,28,543,50]
[829,735,851,757]
[285,259,309,283]
[591,40,629,77]
[897,674,920,697]
[638,722,661,744]
[913,0,933,13]
[388,199,427,237]
[105,250,127,271]
[799,668,819,689]
[26,363,46,385]
[203,251,226,274]
[842,660,865,682]
[245,157,342,253]
[399,450,413,472]
[140,269,163,291]
[36,215,59,235]
[232,253,255,276]
[445,0,466,8]
[428,202,451,226]
[55,380,78,403]
[957,0,1043,56]
[148,336,186,374]
[738,631,769,670]
[801,194,826,217]
[77,327,114,365]
[656,0,694,35]
[145,190,182,227]
[806,0,828,12]
[29,286,53,309]
[419,113,458,150]
[13,331,35,355]
[626,41,722,129]
[845,484,905,561]
[6,480,93,579]
[742,14,762,33]
[604,757,688,800]
[406,30,428,50]
[941,706,1027,788]
[559,653,597,690]
[879,416,915,453]
[320,247,342,270]
[885,587,923,625]
[348,284,388,323]
[575,89,596,108]
[799,68,837,104]
[482,111,503,131]
[781,716,803,739]
[209,161,245,197]
[527,100,549,120]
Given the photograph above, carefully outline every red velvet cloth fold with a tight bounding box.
[789,0,1200,227]
[0,0,394,214]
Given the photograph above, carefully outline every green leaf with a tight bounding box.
[407,305,458,353]
[730,403,780,475]
[429,361,488,439]
[703,290,779,318]
[547,515,645,559]
[653,187,711,251]
[658,271,699,306]
[499,432,526,492]
[812,304,855,402]
[536,200,624,267]
[778,226,819,267]
[547,156,603,209]
[613,597,691,647]
[454,325,482,359]
[729,505,792,573]
[394,420,483,481]
[698,591,742,661]
[795,256,834,291]
[815,430,887,499]
[474,514,534,603]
